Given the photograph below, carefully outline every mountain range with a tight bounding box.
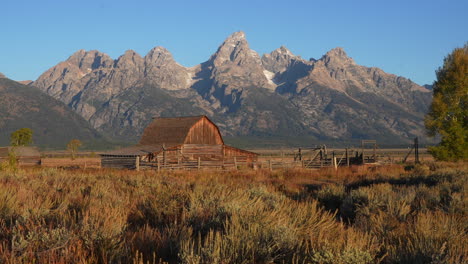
[29,31,432,147]
[0,76,107,148]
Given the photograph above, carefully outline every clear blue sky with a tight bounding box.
[2,0,467,85]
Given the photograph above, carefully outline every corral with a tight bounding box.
[101,116,258,169]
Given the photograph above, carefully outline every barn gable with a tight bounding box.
[184,116,224,145]
[139,116,224,146]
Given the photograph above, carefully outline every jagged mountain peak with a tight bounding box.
[215,31,249,54]
[147,46,171,55]
[323,47,353,60]
[277,46,294,55]
[262,45,307,74]
[115,50,144,69]
[32,33,433,145]
[225,31,246,42]
[66,49,113,71]
[320,47,355,68]
[145,46,175,66]
[267,46,299,61]
[326,47,347,56]
[67,49,105,61]
[68,49,87,59]
[209,31,262,67]
[121,49,141,57]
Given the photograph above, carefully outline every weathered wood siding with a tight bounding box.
[154,146,182,164]
[101,156,137,169]
[223,145,258,163]
[181,144,223,159]
[184,117,224,145]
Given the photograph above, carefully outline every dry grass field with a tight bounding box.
[41,158,101,169]
[0,161,466,263]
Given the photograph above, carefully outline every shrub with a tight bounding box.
[0,163,465,263]
[316,184,346,212]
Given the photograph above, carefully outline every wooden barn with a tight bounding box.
[0,146,41,166]
[101,116,258,169]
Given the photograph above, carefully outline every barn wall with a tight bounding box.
[181,144,223,160]
[154,146,182,164]
[184,117,224,145]
[223,145,258,163]
[101,156,137,169]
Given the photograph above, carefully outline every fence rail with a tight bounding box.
[137,158,350,171]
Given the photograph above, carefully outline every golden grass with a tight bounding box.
[0,162,466,263]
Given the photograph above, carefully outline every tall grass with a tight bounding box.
[0,163,466,263]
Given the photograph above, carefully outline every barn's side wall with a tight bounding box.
[184,117,224,145]
[223,145,258,163]
[101,155,137,169]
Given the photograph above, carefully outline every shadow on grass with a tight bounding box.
[346,173,453,191]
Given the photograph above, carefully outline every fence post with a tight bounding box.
[198,157,201,170]
[135,156,140,171]
[234,157,238,170]
[332,151,335,166]
[346,148,350,167]
[157,157,160,171]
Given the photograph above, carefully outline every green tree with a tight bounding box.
[10,128,33,146]
[425,43,468,161]
[67,139,82,160]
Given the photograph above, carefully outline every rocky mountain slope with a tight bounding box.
[32,32,432,146]
[0,76,107,148]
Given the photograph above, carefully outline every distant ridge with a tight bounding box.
[32,31,432,146]
[0,77,108,148]
[18,80,33,85]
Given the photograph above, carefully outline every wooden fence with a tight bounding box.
[136,158,350,171]
[0,157,41,166]
[139,156,252,170]
[102,145,428,171]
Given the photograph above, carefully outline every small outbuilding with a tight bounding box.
[0,146,41,166]
[101,116,258,169]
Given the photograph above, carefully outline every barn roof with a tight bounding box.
[139,115,223,145]
[0,146,40,157]
[223,145,258,156]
